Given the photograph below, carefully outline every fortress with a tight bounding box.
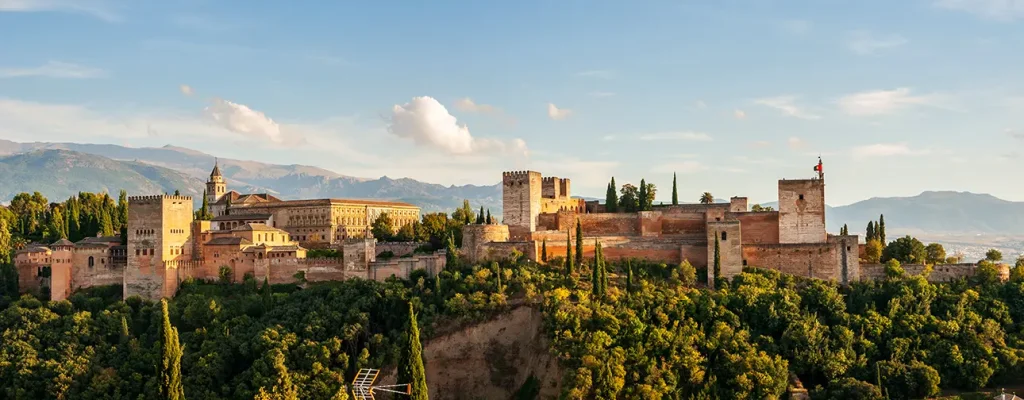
[464,160,983,286]
[15,163,443,301]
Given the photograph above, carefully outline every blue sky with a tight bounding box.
[1,0,1023,206]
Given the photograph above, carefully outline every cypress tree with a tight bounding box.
[575,219,583,270]
[99,208,115,237]
[406,302,429,400]
[117,190,129,229]
[262,277,273,310]
[598,243,607,297]
[605,179,618,213]
[445,233,457,268]
[878,214,886,244]
[476,207,484,224]
[713,234,721,286]
[671,172,679,205]
[866,221,875,241]
[160,299,185,400]
[625,260,633,295]
[591,240,601,298]
[541,239,548,262]
[639,179,648,211]
[493,261,503,292]
[486,209,492,224]
[565,228,572,275]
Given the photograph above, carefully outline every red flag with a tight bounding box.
[813,164,820,172]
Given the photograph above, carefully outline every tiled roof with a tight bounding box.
[76,236,122,245]
[50,238,75,247]
[16,246,50,254]
[212,191,282,206]
[206,237,252,246]
[211,213,272,222]
[232,223,283,232]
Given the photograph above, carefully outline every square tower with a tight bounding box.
[542,177,563,199]
[502,171,542,240]
[778,179,826,243]
[125,194,194,300]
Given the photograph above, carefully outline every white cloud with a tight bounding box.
[851,143,930,158]
[0,61,105,79]
[836,88,948,116]
[933,0,1024,21]
[1004,128,1024,139]
[638,131,712,141]
[453,97,498,114]
[575,70,614,79]
[387,96,527,156]
[734,109,747,120]
[0,0,119,21]
[847,30,908,55]
[204,98,305,146]
[694,100,707,109]
[754,96,821,120]
[179,84,194,96]
[589,91,615,98]
[547,103,572,120]
[788,137,806,149]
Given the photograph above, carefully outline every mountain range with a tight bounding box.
[1,139,1023,237]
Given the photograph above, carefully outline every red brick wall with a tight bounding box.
[735,212,780,244]
[743,242,841,281]
[577,213,639,235]
[661,213,706,236]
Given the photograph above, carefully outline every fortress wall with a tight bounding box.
[534,235,705,266]
[656,203,730,214]
[462,224,511,264]
[71,247,122,290]
[478,242,536,264]
[639,211,663,237]
[743,242,844,282]
[735,212,781,244]
[577,213,639,235]
[376,242,422,257]
[537,214,559,231]
[661,212,707,236]
[859,263,986,282]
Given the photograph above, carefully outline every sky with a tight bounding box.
[1,0,1024,206]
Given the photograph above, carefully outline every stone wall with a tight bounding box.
[375,242,422,258]
[858,262,999,282]
[742,235,858,283]
[708,221,743,285]
[661,212,707,237]
[577,213,639,235]
[735,212,780,244]
[534,235,706,266]
[371,251,447,281]
[730,197,748,212]
[72,245,123,291]
[502,171,542,240]
[778,179,826,244]
[125,195,194,300]
[462,224,511,264]
[343,238,375,271]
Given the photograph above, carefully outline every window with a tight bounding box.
[88,256,94,269]
[721,232,728,241]
[743,259,748,266]
[136,249,141,256]
[799,194,804,200]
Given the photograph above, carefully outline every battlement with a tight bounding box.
[163,260,203,270]
[129,195,194,204]
[541,176,559,183]
[502,170,541,182]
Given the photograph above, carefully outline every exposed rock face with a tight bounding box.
[379,305,561,400]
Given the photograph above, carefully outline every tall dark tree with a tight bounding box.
[445,233,457,268]
[173,189,180,196]
[606,177,618,212]
[565,228,572,275]
[117,190,129,229]
[591,240,602,298]
[639,179,648,211]
[160,299,185,400]
[485,209,492,224]
[196,190,213,221]
[541,239,548,262]
[476,207,485,224]
[713,234,721,287]
[625,260,633,295]
[671,173,679,205]
[406,302,429,400]
[878,214,886,244]
[575,219,583,270]
[99,208,115,237]
[866,221,875,241]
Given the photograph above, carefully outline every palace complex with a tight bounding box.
[15,163,443,301]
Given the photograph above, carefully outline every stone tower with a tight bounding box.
[778,178,826,243]
[49,239,75,301]
[124,194,194,300]
[502,171,542,240]
[207,159,227,205]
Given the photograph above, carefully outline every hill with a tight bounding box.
[0,149,206,202]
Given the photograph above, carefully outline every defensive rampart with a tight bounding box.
[858,262,1008,282]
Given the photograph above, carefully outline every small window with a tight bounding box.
[88,256,94,269]
[847,246,851,251]
[721,232,728,241]
[742,259,748,266]
[799,194,804,200]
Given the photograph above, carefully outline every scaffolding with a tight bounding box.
[351,368,412,400]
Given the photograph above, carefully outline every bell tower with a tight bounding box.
[207,159,227,205]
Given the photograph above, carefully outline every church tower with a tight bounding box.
[207,159,227,205]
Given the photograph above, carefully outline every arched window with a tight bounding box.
[88,256,95,269]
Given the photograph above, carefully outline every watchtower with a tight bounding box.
[777,178,826,243]
[502,171,542,240]
[207,160,227,205]
[125,194,195,299]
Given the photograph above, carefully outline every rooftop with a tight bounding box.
[211,213,273,222]
[51,238,75,247]
[77,236,122,245]
[232,223,286,233]
[206,237,253,246]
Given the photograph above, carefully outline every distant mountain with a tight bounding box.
[0,149,206,202]
[0,140,502,214]
[762,191,1024,236]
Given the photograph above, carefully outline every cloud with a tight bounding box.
[734,109,747,119]
[847,30,908,55]
[836,88,948,116]
[547,103,572,120]
[453,97,499,114]
[0,61,105,79]
[750,140,771,148]
[933,0,1024,21]
[638,131,712,141]
[589,91,615,98]
[1005,128,1024,139]
[204,98,304,146]
[694,100,707,109]
[851,143,930,158]
[179,85,194,96]
[0,0,119,21]
[575,70,614,79]
[387,96,527,156]
[754,96,821,120]
[788,137,806,149]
